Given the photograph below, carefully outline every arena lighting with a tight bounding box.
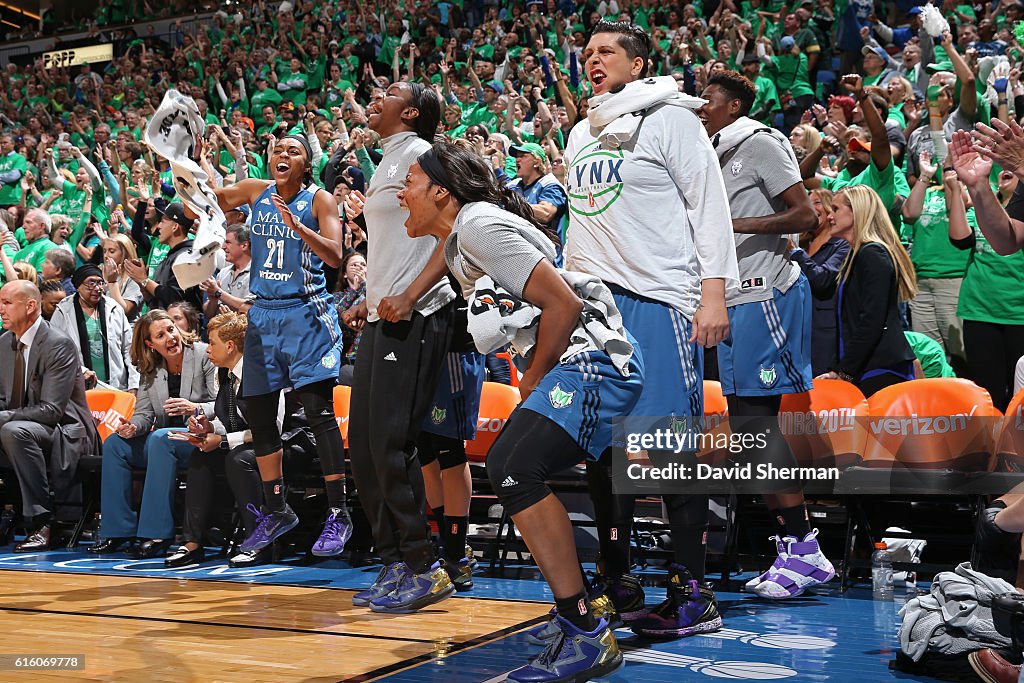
[0,2,39,20]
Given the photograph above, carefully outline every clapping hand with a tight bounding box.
[344,189,366,221]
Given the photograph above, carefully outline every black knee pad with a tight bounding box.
[416,431,439,467]
[486,410,582,517]
[436,437,467,470]
[663,493,710,528]
[299,380,346,476]
[251,425,283,458]
[417,432,467,469]
[247,391,284,457]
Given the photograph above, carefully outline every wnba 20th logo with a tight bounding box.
[566,141,625,217]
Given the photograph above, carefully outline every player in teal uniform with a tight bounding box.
[212,135,352,563]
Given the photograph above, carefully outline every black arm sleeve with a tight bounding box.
[949,233,976,250]
[1007,183,1024,222]
[131,200,152,260]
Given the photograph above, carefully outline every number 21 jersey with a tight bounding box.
[248,183,328,299]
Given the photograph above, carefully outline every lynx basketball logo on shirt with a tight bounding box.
[565,140,625,217]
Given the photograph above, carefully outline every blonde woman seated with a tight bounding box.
[90,310,216,558]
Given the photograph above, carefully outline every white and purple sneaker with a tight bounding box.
[744,535,790,592]
[752,529,835,599]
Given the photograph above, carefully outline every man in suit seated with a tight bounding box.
[0,280,100,551]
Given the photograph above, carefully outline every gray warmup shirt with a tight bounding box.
[363,131,455,322]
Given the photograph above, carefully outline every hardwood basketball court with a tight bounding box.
[0,570,549,681]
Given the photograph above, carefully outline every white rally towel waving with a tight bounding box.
[144,90,226,288]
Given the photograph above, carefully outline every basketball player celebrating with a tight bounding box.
[211,135,353,560]
[697,71,835,599]
[342,82,460,613]
[400,139,641,683]
[562,20,739,639]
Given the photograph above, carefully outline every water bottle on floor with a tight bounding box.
[872,542,893,600]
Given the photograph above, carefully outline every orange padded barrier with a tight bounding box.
[85,389,137,443]
[466,381,521,463]
[779,378,869,469]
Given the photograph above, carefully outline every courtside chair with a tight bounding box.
[464,382,521,570]
[777,379,868,590]
[992,386,1024,474]
[493,351,520,387]
[332,385,352,449]
[839,378,1001,589]
[69,389,137,547]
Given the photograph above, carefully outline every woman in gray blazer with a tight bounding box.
[90,309,216,558]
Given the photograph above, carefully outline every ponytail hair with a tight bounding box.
[416,140,562,248]
[406,83,442,143]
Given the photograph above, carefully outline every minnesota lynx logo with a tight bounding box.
[548,383,575,409]
[430,406,447,425]
[670,417,691,436]
[759,365,778,388]
[566,141,625,217]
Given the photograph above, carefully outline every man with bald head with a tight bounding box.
[0,280,99,551]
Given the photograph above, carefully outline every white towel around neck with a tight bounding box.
[586,76,706,148]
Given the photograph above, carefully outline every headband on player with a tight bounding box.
[282,134,313,162]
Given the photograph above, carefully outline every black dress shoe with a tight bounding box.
[165,545,205,568]
[88,537,134,554]
[127,539,171,559]
[14,526,51,552]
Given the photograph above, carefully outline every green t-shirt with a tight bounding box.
[465,103,499,131]
[324,81,357,108]
[821,160,897,214]
[958,211,1024,324]
[751,75,781,124]
[13,237,58,272]
[279,71,309,105]
[250,87,283,112]
[148,238,170,278]
[767,53,814,99]
[61,181,88,224]
[445,123,469,139]
[84,312,108,382]
[633,7,652,29]
[905,187,971,279]
[307,56,327,92]
[379,36,403,67]
[0,151,28,205]
[61,179,108,228]
[905,331,956,378]
[887,106,907,129]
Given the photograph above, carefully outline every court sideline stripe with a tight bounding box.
[0,566,554,606]
[338,614,549,682]
[0,605,438,644]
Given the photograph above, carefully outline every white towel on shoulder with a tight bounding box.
[586,76,706,148]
